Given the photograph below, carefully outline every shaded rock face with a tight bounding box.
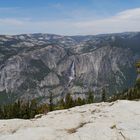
[0,32,140,104]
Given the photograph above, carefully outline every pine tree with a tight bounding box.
[59,98,65,109]
[21,101,30,119]
[0,106,4,119]
[76,97,83,106]
[37,104,48,114]
[12,102,20,118]
[87,91,94,104]
[29,99,37,118]
[136,61,140,88]
[102,89,106,102]
[49,93,54,111]
[65,93,74,109]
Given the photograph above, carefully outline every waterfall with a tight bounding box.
[69,61,75,83]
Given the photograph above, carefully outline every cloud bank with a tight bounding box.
[0,8,140,35]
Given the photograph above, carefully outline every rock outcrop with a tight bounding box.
[0,100,140,140]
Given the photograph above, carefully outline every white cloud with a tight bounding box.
[0,8,140,35]
[50,3,63,9]
[116,8,140,20]
[0,18,24,26]
[73,8,140,34]
[0,7,19,12]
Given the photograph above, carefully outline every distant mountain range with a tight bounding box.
[0,32,140,104]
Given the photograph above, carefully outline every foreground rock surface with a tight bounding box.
[0,100,140,140]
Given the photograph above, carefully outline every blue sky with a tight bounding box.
[0,0,140,35]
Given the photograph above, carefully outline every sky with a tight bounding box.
[1,0,140,35]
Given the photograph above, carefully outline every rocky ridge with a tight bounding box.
[0,32,140,104]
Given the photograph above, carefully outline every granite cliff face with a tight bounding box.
[0,32,140,104]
